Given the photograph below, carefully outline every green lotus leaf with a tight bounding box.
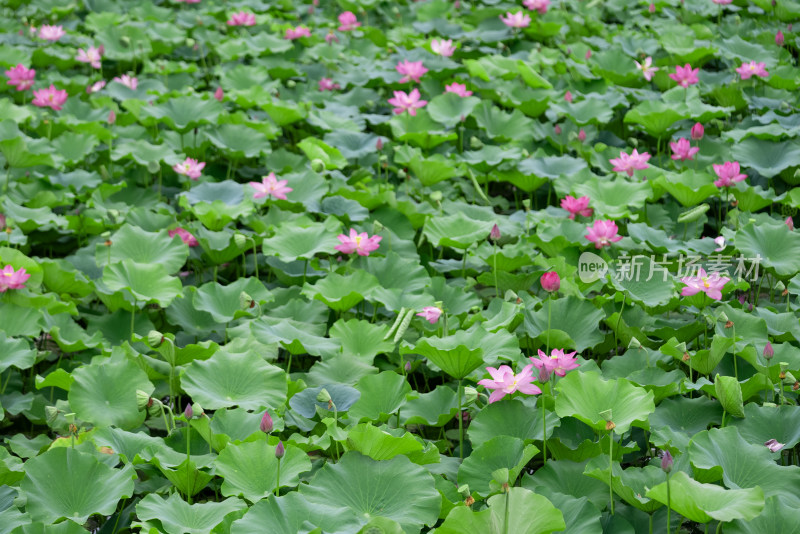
[110,139,175,166]
[469,398,559,449]
[423,212,494,250]
[436,487,565,534]
[203,124,269,159]
[347,372,411,423]
[301,270,379,312]
[731,138,800,179]
[289,384,361,418]
[523,460,609,509]
[345,423,436,464]
[100,259,182,308]
[140,96,224,132]
[584,456,664,512]
[181,350,287,410]
[401,385,459,427]
[68,355,153,430]
[573,177,652,219]
[230,492,319,534]
[20,447,135,524]
[646,471,764,523]
[135,493,246,534]
[426,93,480,129]
[299,452,441,533]
[734,221,800,278]
[0,333,36,373]
[98,224,189,274]
[216,440,311,503]
[297,137,348,170]
[193,277,273,323]
[729,403,800,451]
[250,316,340,357]
[262,220,342,262]
[389,111,458,149]
[458,435,538,496]
[728,495,800,534]
[555,371,655,434]
[523,296,606,352]
[472,101,535,142]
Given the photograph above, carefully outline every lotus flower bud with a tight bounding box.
[585,49,592,59]
[404,360,411,371]
[214,87,224,101]
[649,3,655,12]
[239,291,255,309]
[787,216,794,230]
[564,91,573,103]
[233,233,247,250]
[147,161,160,174]
[489,224,501,241]
[316,388,332,403]
[148,331,164,348]
[776,30,785,46]
[578,129,586,142]
[275,440,285,459]
[185,38,195,48]
[554,124,562,135]
[691,122,704,140]
[540,271,560,292]
[522,199,531,211]
[260,410,273,433]
[376,138,383,150]
[628,337,642,349]
[310,159,325,173]
[661,450,673,472]
[764,342,774,360]
[136,390,152,411]
[184,403,193,420]
[108,110,116,124]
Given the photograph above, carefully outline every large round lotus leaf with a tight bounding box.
[426,93,481,128]
[299,452,441,533]
[98,224,189,274]
[297,137,347,170]
[288,384,361,418]
[230,492,319,534]
[216,440,311,503]
[110,139,175,166]
[0,333,36,373]
[610,255,677,308]
[389,111,457,149]
[555,371,655,435]
[262,221,342,262]
[646,471,764,523]
[523,460,609,509]
[728,495,800,534]
[344,424,435,464]
[435,487,565,534]
[139,95,224,132]
[323,130,381,160]
[101,259,183,307]
[458,436,539,496]
[518,154,587,180]
[135,493,246,534]
[729,403,800,451]
[329,319,394,361]
[301,270,380,312]
[688,427,800,504]
[573,178,652,219]
[193,277,273,323]
[472,101,535,142]
[68,356,153,430]
[657,170,719,207]
[347,372,411,423]
[523,297,606,352]
[0,247,43,289]
[401,385,458,427]
[181,350,287,410]
[648,396,722,451]
[250,316,340,357]
[731,138,800,178]
[20,447,135,524]
[423,212,495,249]
[8,520,89,534]
[584,456,664,512]
[204,124,268,159]
[734,222,800,277]
[469,398,558,449]
[404,338,483,380]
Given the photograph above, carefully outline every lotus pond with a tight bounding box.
[1,0,800,532]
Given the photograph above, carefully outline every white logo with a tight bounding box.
[578,252,608,283]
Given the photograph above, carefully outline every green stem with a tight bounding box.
[609,433,615,515]
[649,512,653,534]
[541,394,547,465]
[666,472,672,534]
[457,379,463,459]
[493,242,498,296]
[503,485,511,534]
[251,238,259,279]
[732,324,738,381]
[546,295,552,355]
[614,294,626,356]
[275,458,281,497]
[130,305,136,341]
[186,424,192,504]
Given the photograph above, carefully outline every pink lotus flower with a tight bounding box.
[319,78,341,91]
[396,60,428,83]
[691,122,704,140]
[736,61,769,80]
[776,30,785,46]
[173,157,205,180]
[338,11,361,31]
[634,57,659,81]
[714,236,726,251]
[444,82,472,97]
[541,272,560,292]
[0,265,31,292]
[712,0,733,4]
[500,11,531,28]
[669,64,700,87]
[477,364,541,403]
[712,161,747,187]
[523,0,550,14]
[250,172,292,200]
[585,49,592,60]
[38,25,65,41]
[560,195,593,219]
[649,2,656,12]
[169,227,199,247]
[530,349,580,382]
[335,228,382,256]
[86,80,106,94]
[609,149,651,176]
[765,439,785,453]
[787,216,795,230]
[387,89,427,116]
[431,38,456,57]
[416,306,442,324]
[176,0,202,3]
[227,12,256,26]
[214,87,224,101]
[32,85,68,111]
[585,220,623,248]
[680,268,729,300]
[76,45,103,69]
[113,75,138,90]
[285,26,311,40]
[670,138,700,161]
[4,64,35,91]
[325,32,339,45]
[490,223,501,241]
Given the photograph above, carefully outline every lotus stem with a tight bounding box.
[275,457,281,497]
[186,423,192,504]
[493,241,498,296]
[541,394,547,465]
[546,294,552,355]
[608,432,614,514]
[457,379,463,459]
[666,471,671,534]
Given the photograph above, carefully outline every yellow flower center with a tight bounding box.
[703,278,710,288]
[355,236,362,246]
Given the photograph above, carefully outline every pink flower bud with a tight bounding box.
[404,361,411,371]
[764,341,774,359]
[690,122,704,140]
[214,87,224,101]
[376,138,383,150]
[578,129,586,142]
[776,30,785,46]
[490,223,501,241]
[540,271,560,292]
[585,49,592,60]
[275,440,285,459]
[564,91,573,103]
[184,403,193,419]
[108,110,116,124]
[554,124,562,135]
[661,450,673,473]
[649,3,655,12]
[787,216,795,230]
[260,410,273,433]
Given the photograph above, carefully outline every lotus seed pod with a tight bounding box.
[463,386,478,405]
[316,388,332,403]
[469,136,483,149]
[147,161,160,174]
[233,233,247,249]
[286,80,296,88]
[147,398,165,417]
[136,390,152,411]
[311,159,325,173]
[239,291,254,309]
[430,191,443,202]
[148,330,164,348]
